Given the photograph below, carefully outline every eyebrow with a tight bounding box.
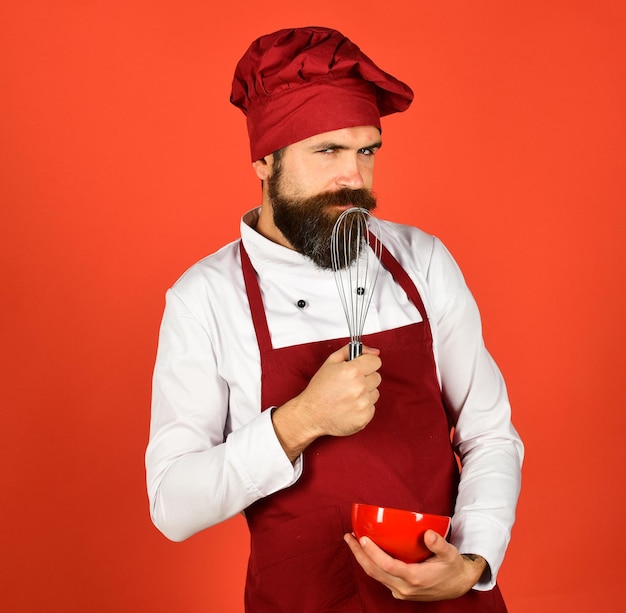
[311,140,383,151]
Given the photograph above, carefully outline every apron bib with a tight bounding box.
[239,240,507,612]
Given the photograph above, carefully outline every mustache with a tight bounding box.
[299,188,377,211]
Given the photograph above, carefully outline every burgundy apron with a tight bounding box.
[239,240,507,612]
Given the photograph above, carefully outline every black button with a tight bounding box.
[297,299,307,309]
[356,287,365,295]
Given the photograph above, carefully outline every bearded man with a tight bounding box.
[146,26,523,612]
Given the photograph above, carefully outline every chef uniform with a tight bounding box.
[146,26,523,612]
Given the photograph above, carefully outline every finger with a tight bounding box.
[358,346,382,372]
[365,371,382,392]
[344,534,391,583]
[357,535,406,576]
[356,355,383,378]
[359,345,380,356]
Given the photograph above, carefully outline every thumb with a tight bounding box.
[326,344,351,364]
[423,529,449,556]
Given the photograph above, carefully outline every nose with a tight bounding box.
[336,153,365,190]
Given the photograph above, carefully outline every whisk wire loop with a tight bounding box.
[330,208,383,360]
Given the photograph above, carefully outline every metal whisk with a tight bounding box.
[330,207,383,360]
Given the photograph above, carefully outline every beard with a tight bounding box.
[268,171,377,270]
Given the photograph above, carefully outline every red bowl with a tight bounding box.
[351,503,451,563]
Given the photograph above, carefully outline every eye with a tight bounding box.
[359,147,378,156]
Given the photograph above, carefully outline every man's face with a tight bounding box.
[265,126,381,269]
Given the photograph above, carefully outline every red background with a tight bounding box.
[2,1,625,611]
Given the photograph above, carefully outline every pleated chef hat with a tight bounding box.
[230,26,414,161]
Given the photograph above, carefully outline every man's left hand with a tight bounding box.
[343,529,486,601]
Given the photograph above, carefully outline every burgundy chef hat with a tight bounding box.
[230,26,414,161]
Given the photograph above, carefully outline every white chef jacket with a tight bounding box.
[146,207,523,590]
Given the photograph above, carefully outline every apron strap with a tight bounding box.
[239,240,273,353]
[369,233,430,326]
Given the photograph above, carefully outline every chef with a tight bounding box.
[146,26,523,611]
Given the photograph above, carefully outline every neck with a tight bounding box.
[255,203,295,250]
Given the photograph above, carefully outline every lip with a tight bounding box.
[332,204,354,211]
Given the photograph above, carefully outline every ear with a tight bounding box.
[252,155,273,181]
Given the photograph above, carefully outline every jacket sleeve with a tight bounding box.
[427,238,524,589]
[145,288,301,542]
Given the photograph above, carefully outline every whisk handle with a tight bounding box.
[349,341,363,361]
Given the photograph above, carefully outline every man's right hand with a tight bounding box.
[271,344,382,462]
